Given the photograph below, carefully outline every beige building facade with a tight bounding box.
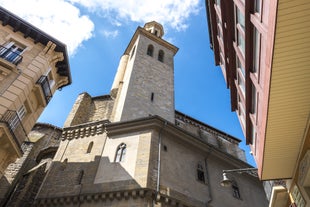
[0,6,71,177]
[205,0,310,206]
[31,21,268,206]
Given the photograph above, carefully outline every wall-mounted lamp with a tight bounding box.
[220,168,258,187]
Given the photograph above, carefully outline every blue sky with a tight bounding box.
[1,0,255,166]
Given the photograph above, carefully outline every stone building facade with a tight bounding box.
[30,21,268,207]
[0,123,63,206]
[0,6,71,177]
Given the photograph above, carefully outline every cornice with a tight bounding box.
[34,188,197,207]
[175,112,241,145]
[124,27,178,56]
[0,6,72,86]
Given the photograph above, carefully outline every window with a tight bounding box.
[158,50,164,62]
[236,8,245,30]
[253,28,261,74]
[232,181,241,199]
[237,72,245,96]
[292,185,306,207]
[237,30,245,55]
[197,163,205,183]
[0,41,24,65]
[61,158,68,171]
[151,92,154,102]
[36,75,52,104]
[251,83,257,114]
[254,0,261,14]
[9,105,27,130]
[235,7,245,55]
[115,143,126,162]
[86,141,94,153]
[250,121,256,147]
[238,100,246,127]
[147,45,154,57]
[77,170,84,184]
[130,46,136,59]
[237,58,245,76]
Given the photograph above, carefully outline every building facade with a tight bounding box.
[0,6,71,177]
[205,0,310,206]
[31,21,268,207]
[0,123,63,206]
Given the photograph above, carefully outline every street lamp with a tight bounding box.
[220,168,258,187]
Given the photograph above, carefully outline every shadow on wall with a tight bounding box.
[36,156,141,200]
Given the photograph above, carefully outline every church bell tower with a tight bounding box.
[111,21,178,123]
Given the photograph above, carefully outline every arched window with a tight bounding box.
[197,163,205,183]
[115,143,126,162]
[147,44,154,56]
[87,141,94,153]
[158,50,164,62]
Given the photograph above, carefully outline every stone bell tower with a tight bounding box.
[111,21,178,123]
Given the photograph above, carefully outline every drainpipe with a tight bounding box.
[153,121,167,206]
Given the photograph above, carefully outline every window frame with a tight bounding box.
[114,143,127,162]
[147,44,154,57]
[158,50,164,62]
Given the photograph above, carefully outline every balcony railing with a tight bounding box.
[36,75,52,104]
[0,45,23,65]
[0,110,27,147]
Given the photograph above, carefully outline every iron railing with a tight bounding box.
[0,45,23,65]
[0,110,27,147]
[36,75,52,104]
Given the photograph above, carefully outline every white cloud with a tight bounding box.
[100,30,119,39]
[68,0,200,31]
[0,0,200,55]
[0,0,94,55]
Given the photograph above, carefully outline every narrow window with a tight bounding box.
[163,145,167,152]
[130,46,136,59]
[158,50,164,62]
[147,45,154,56]
[253,27,261,74]
[254,0,261,14]
[251,83,257,114]
[197,163,205,183]
[87,141,94,153]
[115,143,126,162]
[61,158,68,171]
[151,92,154,102]
[232,181,241,199]
[77,170,84,184]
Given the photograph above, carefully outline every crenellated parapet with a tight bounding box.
[61,120,109,140]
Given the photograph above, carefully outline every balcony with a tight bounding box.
[0,45,23,66]
[0,110,27,149]
[36,75,52,104]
